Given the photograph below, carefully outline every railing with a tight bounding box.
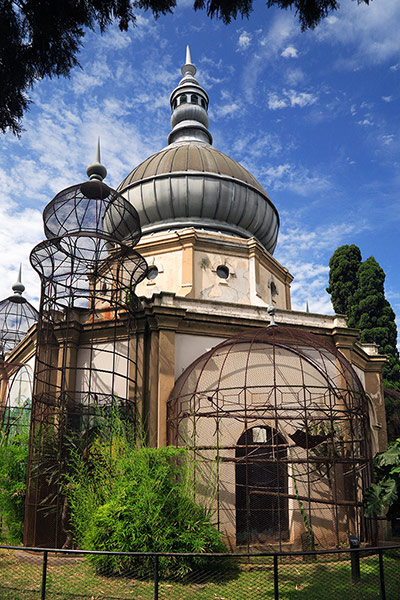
[1,543,400,599]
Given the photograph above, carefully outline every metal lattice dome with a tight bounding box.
[168,326,372,550]
[0,269,38,355]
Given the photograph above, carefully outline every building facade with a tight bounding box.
[1,48,387,550]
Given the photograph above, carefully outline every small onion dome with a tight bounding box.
[0,267,38,355]
[118,48,279,254]
[43,140,142,247]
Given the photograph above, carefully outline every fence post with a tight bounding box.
[378,549,386,600]
[154,554,159,600]
[273,554,279,600]
[41,551,48,600]
[348,535,360,583]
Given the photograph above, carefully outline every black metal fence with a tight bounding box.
[1,544,399,600]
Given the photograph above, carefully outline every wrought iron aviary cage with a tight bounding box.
[168,326,373,551]
[25,153,147,547]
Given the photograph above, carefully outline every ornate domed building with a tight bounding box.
[1,48,388,550]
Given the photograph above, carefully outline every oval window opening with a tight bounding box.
[216,265,229,279]
[147,266,159,280]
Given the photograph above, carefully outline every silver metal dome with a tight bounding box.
[118,47,280,254]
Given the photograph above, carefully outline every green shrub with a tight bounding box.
[65,420,227,578]
[0,428,29,544]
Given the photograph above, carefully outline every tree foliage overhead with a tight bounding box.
[1,0,371,135]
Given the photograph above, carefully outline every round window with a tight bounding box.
[147,266,159,280]
[216,265,229,279]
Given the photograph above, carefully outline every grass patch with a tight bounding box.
[0,550,399,599]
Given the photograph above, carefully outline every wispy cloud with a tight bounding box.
[237,31,252,51]
[274,220,370,314]
[315,0,400,68]
[242,13,297,101]
[357,118,374,126]
[268,89,318,110]
[262,163,329,196]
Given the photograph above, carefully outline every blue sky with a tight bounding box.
[0,0,399,337]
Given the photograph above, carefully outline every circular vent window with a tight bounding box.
[216,265,229,279]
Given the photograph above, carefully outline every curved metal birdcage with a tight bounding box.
[168,326,373,551]
[24,147,148,548]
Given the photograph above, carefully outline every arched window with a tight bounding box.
[201,98,206,109]
[180,94,187,104]
[236,426,288,545]
[191,94,199,104]
[4,364,33,436]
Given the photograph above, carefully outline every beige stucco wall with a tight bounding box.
[135,228,293,309]
[75,340,130,402]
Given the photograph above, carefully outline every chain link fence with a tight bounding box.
[0,544,399,599]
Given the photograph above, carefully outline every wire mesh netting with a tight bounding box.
[168,326,373,551]
[0,545,399,600]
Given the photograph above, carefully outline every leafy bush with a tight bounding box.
[364,438,400,521]
[0,427,29,543]
[65,418,227,578]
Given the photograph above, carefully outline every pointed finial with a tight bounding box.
[181,45,196,78]
[305,301,310,313]
[12,264,25,296]
[86,137,107,181]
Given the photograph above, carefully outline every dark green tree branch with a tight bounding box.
[0,0,371,135]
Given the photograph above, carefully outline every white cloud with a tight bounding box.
[260,14,295,49]
[288,261,333,315]
[0,199,43,303]
[262,163,329,196]
[357,118,374,126]
[268,94,288,110]
[281,46,298,58]
[287,90,317,107]
[382,134,395,145]
[315,0,400,68]
[285,68,304,86]
[267,89,318,110]
[237,31,252,51]
[71,61,113,95]
[274,217,370,315]
[242,13,297,101]
[213,102,242,118]
[382,95,392,102]
[390,63,400,71]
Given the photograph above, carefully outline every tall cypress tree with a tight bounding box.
[326,245,362,315]
[348,256,400,389]
[327,247,400,440]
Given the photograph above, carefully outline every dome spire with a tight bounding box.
[86,137,107,182]
[12,264,25,296]
[168,47,212,145]
[181,45,196,78]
